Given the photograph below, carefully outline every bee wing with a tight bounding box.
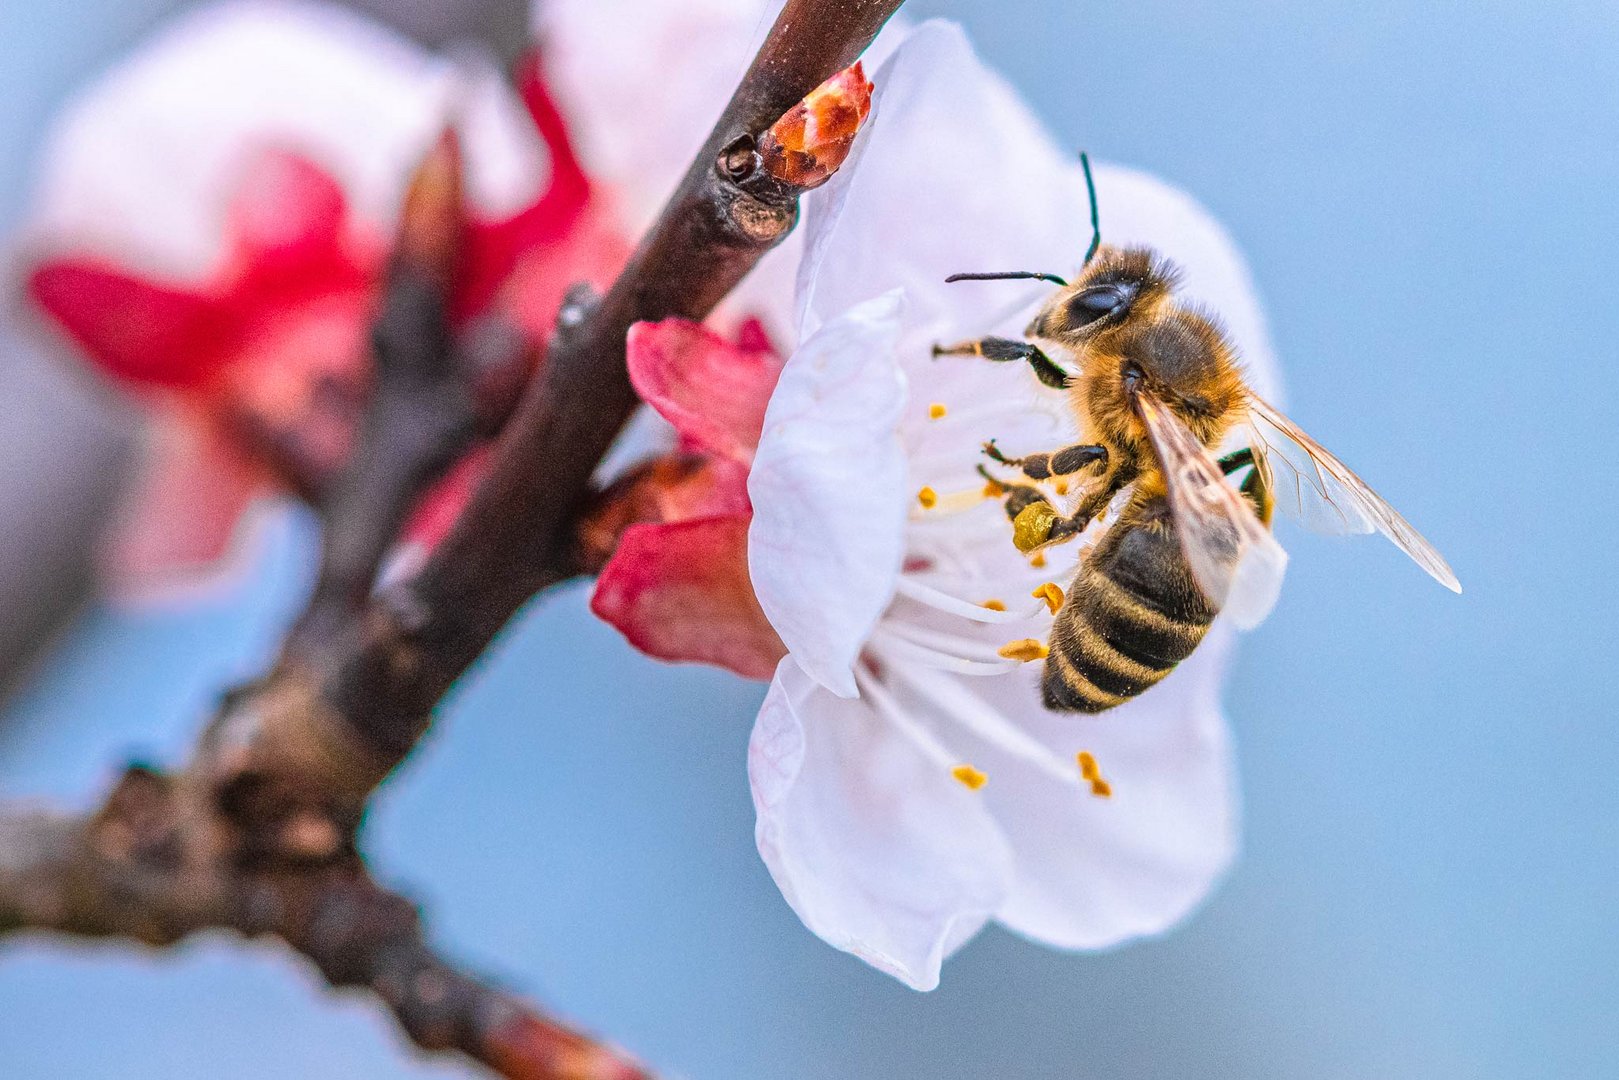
[1135,390,1288,629]
[1244,392,1460,593]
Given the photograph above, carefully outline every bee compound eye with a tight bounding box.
[1066,283,1134,327]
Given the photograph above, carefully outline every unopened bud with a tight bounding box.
[398,125,466,283]
[756,62,874,190]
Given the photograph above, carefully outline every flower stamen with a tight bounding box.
[951,764,988,790]
[997,638,1049,662]
[917,485,938,509]
[1032,582,1065,614]
[928,402,948,419]
[1077,751,1113,798]
[892,578,1038,624]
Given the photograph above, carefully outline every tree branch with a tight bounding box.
[324,0,901,765]
[0,1,904,1075]
[0,778,647,1080]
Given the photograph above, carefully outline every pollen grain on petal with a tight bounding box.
[928,402,948,419]
[951,764,988,790]
[1032,582,1065,614]
[917,485,938,509]
[997,638,1049,662]
[981,598,1007,611]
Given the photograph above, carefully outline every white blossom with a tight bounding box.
[745,20,1280,990]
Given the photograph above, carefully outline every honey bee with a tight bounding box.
[936,171,1459,713]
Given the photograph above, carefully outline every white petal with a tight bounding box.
[789,20,1095,497]
[793,19,1280,408]
[887,628,1239,950]
[748,291,908,697]
[796,21,1091,346]
[749,657,1013,990]
[28,0,544,276]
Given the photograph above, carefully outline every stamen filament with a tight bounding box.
[891,666,1087,788]
[871,629,1019,676]
[893,577,1039,623]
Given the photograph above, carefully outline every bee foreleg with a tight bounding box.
[984,440,1106,481]
[933,336,1071,390]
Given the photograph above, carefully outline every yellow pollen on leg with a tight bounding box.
[917,485,938,509]
[1011,502,1059,553]
[981,599,1007,611]
[952,764,988,790]
[1032,582,1065,614]
[928,402,948,419]
[998,638,1049,662]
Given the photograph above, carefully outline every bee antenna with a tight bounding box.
[944,271,1070,286]
[1080,150,1101,266]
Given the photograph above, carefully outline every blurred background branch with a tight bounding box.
[0,0,897,1074]
[0,0,527,700]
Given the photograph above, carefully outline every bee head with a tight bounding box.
[1026,246,1176,344]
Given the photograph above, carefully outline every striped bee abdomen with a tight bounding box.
[1042,502,1216,713]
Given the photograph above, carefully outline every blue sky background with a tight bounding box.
[2,1,1616,1077]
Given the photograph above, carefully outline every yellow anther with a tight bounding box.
[1030,551,1047,568]
[998,638,1049,662]
[982,479,1006,498]
[1053,478,1069,496]
[1011,502,1059,553]
[1077,751,1112,797]
[917,486,938,509]
[981,599,1007,611]
[1032,582,1065,614]
[928,402,948,419]
[952,764,988,790]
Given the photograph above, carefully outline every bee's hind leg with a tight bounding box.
[978,464,1104,554]
[933,336,1070,389]
[1218,447,1274,525]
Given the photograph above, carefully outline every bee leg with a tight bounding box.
[984,439,1106,481]
[933,336,1071,390]
[979,464,1110,553]
[1217,448,1274,525]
